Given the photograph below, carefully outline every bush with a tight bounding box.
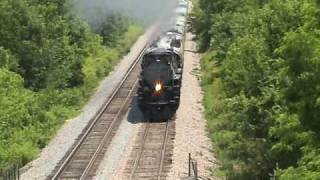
[194,0,320,179]
[0,0,143,171]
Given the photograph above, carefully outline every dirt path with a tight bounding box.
[167,32,218,180]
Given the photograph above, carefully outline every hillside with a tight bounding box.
[0,0,142,171]
[192,0,320,179]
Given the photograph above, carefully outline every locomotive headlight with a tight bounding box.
[155,82,162,92]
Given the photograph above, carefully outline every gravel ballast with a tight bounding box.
[167,32,218,179]
[93,100,144,179]
[20,26,157,180]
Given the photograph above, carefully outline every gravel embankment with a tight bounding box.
[20,26,157,180]
[167,32,218,180]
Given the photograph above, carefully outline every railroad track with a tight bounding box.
[125,119,175,180]
[49,46,147,180]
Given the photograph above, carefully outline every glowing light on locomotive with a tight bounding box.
[155,82,162,92]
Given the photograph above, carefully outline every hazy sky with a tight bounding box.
[73,0,178,25]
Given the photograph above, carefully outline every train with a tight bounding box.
[137,0,188,119]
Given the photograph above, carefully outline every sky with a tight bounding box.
[73,0,179,25]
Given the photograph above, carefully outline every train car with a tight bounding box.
[137,46,183,119]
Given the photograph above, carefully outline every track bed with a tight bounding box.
[124,119,175,180]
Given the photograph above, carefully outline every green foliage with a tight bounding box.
[0,69,37,169]
[0,0,143,172]
[0,48,18,70]
[95,12,130,47]
[194,0,320,179]
[0,0,82,90]
[117,24,143,54]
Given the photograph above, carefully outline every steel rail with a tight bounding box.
[52,45,147,180]
[129,122,150,180]
[80,79,139,179]
[129,119,170,180]
[157,120,170,180]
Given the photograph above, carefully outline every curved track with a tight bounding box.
[49,46,146,180]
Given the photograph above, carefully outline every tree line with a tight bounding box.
[0,0,142,171]
[192,0,320,179]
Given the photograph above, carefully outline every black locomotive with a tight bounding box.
[137,46,183,118]
[137,1,187,119]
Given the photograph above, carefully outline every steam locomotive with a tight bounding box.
[137,0,188,119]
[137,33,185,119]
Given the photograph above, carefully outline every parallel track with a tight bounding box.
[126,119,175,180]
[50,46,147,180]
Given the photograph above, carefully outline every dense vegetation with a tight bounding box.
[0,0,142,171]
[192,0,320,179]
